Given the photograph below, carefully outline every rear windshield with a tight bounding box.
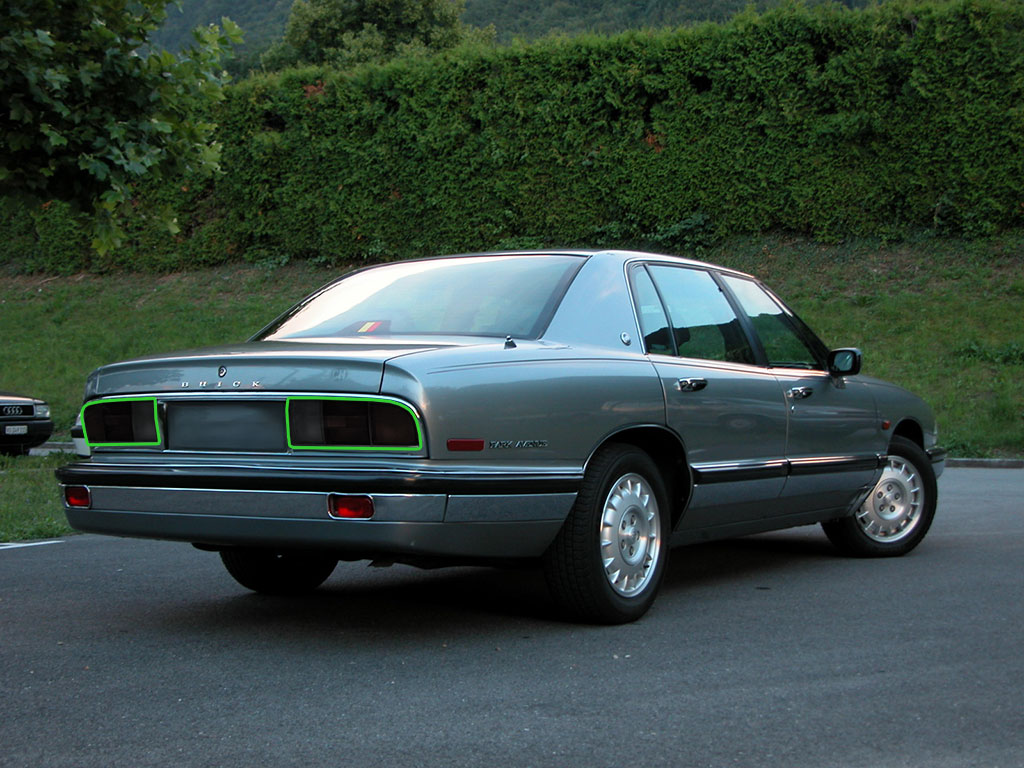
[257,255,585,342]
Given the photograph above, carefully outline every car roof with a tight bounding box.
[348,249,757,281]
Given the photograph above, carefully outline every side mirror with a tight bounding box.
[827,348,862,377]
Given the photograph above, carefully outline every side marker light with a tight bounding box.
[447,439,485,452]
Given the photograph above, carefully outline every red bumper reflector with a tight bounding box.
[447,439,485,452]
[328,494,374,519]
[65,486,91,509]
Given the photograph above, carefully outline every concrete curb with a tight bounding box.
[946,458,1024,469]
[33,441,1024,467]
[28,441,77,457]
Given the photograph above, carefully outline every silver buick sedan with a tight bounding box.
[58,251,944,623]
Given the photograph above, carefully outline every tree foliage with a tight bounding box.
[154,0,292,52]
[0,0,241,250]
[261,0,494,70]
[152,0,293,78]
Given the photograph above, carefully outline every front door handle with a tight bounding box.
[676,378,708,392]
[787,386,813,400]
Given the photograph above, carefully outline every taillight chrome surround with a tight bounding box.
[78,394,424,454]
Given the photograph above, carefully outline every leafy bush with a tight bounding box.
[3,0,1022,271]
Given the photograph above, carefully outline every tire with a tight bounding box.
[219,548,338,595]
[822,436,938,557]
[543,444,670,624]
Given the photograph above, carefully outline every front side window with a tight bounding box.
[642,265,755,364]
[257,255,584,341]
[721,275,823,369]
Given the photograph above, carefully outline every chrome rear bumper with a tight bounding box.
[57,463,576,559]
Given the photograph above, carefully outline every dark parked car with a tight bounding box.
[1,391,53,456]
[57,251,944,622]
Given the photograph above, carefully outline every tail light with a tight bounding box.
[287,397,422,451]
[81,398,161,448]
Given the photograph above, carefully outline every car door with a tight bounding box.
[718,275,883,516]
[632,264,790,531]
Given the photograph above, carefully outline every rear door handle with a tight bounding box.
[675,378,708,392]
[787,386,813,400]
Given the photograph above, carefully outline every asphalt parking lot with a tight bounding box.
[1,467,1021,768]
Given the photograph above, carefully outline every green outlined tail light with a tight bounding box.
[81,398,162,448]
[286,397,423,451]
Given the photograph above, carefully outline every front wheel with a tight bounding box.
[219,548,337,595]
[543,444,670,624]
[822,436,938,557]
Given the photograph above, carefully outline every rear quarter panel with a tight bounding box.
[383,345,665,467]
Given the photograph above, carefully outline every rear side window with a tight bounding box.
[632,268,673,355]
[258,255,584,341]
[638,265,755,365]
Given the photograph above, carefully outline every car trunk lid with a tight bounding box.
[86,341,450,398]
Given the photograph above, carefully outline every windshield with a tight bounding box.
[257,255,585,342]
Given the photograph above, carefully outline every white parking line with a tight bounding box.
[0,540,64,550]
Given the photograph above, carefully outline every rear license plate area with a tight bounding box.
[166,401,286,452]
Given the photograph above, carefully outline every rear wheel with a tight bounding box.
[219,549,337,595]
[543,444,670,624]
[822,436,937,557]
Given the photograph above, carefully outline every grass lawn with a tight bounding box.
[0,452,76,540]
[712,233,1024,457]
[1,261,340,437]
[1,233,1021,540]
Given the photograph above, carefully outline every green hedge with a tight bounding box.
[3,0,1022,272]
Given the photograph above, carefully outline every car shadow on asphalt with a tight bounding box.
[137,529,843,636]
[665,528,838,591]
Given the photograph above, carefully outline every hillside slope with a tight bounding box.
[152,0,292,53]
[152,0,872,52]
